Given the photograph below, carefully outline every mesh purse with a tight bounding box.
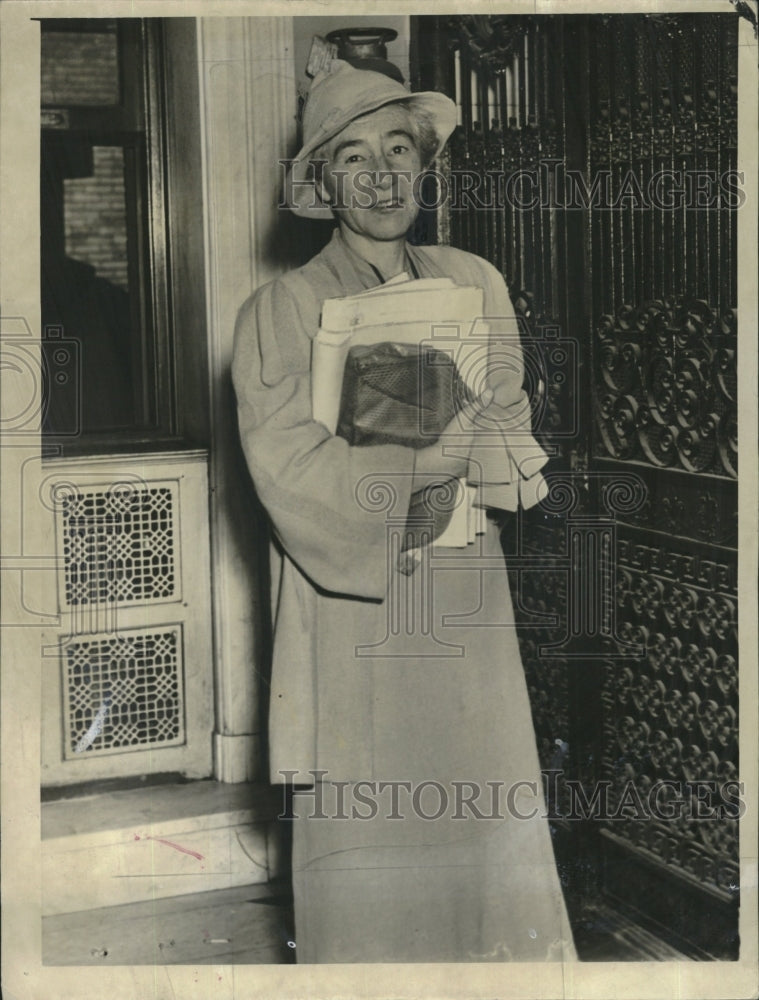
[336,341,473,548]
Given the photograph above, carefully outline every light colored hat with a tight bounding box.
[287,59,457,219]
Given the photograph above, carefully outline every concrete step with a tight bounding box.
[41,780,287,916]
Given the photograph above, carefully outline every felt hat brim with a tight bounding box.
[285,61,457,220]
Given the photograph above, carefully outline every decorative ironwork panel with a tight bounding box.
[62,627,185,757]
[589,13,739,478]
[428,11,739,949]
[603,529,739,894]
[594,299,737,478]
[585,14,739,902]
[503,513,580,833]
[508,520,570,768]
[59,483,178,607]
[446,16,568,329]
[443,16,581,803]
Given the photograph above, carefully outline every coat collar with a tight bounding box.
[318,227,444,294]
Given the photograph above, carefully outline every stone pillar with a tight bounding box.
[197,17,297,781]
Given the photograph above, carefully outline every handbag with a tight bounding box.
[335,341,472,548]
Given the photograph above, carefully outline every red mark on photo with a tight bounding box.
[133,833,204,860]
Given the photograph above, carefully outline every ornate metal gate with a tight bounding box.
[414,13,739,957]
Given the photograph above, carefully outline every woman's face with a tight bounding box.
[318,104,423,244]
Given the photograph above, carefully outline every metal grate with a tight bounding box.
[437,13,739,950]
[63,627,184,757]
[60,485,177,606]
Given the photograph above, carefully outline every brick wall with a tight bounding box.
[64,146,129,291]
[41,28,119,107]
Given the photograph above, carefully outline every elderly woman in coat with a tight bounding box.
[232,58,576,964]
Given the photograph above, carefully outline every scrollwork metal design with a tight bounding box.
[593,297,737,478]
[440,10,740,920]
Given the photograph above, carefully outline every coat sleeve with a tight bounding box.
[231,277,416,601]
[463,255,550,509]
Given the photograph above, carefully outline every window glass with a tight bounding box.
[40,19,171,446]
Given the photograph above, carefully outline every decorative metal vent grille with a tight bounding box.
[60,485,177,607]
[63,628,185,757]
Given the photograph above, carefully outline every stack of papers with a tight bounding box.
[311,275,548,548]
[312,276,484,434]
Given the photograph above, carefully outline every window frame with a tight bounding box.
[40,18,185,455]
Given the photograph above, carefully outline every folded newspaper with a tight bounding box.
[312,275,548,548]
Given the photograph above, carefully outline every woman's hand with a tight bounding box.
[411,387,493,491]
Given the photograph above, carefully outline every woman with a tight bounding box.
[232,59,576,964]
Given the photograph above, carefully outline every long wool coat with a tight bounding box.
[232,228,576,963]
